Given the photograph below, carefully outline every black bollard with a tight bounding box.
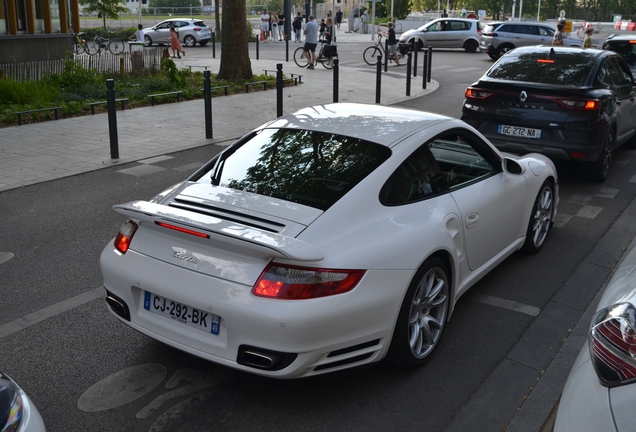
[406,53,412,96]
[333,58,339,103]
[204,70,212,139]
[376,55,382,104]
[276,63,283,118]
[212,32,216,58]
[256,34,259,60]
[286,37,289,62]
[412,39,418,78]
[106,79,119,159]
[427,46,432,83]
[384,38,389,72]
[422,53,428,89]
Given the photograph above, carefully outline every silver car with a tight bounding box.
[398,18,482,52]
[143,18,212,47]
[480,21,583,59]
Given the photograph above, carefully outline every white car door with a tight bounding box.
[422,21,449,48]
[427,131,527,271]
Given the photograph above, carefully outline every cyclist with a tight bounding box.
[380,22,401,66]
[303,15,319,69]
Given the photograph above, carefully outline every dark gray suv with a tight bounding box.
[480,21,582,59]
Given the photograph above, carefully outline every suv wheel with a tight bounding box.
[497,44,515,57]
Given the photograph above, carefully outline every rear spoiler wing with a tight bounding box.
[113,200,324,262]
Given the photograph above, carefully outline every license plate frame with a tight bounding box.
[497,124,542,139]
[143,291,220,335]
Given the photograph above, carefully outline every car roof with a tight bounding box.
[605,34,636,42]
[492,21,553,27]
[264,103,455,147]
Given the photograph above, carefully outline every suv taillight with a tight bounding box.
[114,220,138,254]
[590,303,636,387]
[465,87,493,100]
[253,263,365,300]
[483,32,497,37]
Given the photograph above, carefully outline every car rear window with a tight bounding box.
[486,50,597,86]
[207,128,391,211]
[194,21,207,27]
[605,41,636,65]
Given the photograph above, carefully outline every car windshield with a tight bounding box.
[486,50,597,86]
[207,128,391,211]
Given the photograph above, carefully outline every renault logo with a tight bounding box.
[519,91,528,102]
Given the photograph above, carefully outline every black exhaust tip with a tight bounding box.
[237,345,297,371]
[106,290,131,321]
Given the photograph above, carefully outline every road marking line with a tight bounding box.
[597,188,619,199]
[577,205,603,219]
[0,287,104,339]
[472,293,541,316]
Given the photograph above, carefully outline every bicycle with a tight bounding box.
[362,34,405,66]
[72,32,90,55]
[89,32,125,55]
[294,41,338,69]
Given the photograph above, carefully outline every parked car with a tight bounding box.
[602,34,636,79]
[461,46,636,182]
[0,370,46,431]
[100,103,558,379]
[142,18,212,47]
[398,18,481,52]
[480,21,583,59]
[554,242,636,431]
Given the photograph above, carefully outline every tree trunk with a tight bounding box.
[217,0,252,81]
[214,0,220,38]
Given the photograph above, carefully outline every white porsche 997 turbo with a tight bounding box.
[100,103,558,378]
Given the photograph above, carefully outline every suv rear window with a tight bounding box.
[206,128,391,211]
[486,50,597,86]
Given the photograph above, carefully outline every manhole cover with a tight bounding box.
[0,252,14,264]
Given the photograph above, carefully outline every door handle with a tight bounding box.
[465,213,479,229]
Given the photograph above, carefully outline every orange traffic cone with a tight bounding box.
[260,28,264,42]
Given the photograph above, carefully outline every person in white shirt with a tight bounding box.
[129,24,144,42]
[261,9,270,42]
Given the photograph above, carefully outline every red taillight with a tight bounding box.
[155,221,210,238]
[537,59,554,63]
[193,27,202,31]
[483,32,497,37]
[465,88,493,100]
[555,98,600,110]
[114,220,138,254]
[630,40,636,44]
[253,263,365,300]
[570,152,588,159]
[590,303,636,387]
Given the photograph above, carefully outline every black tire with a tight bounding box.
[86,41,100,55]
[385,257,450,368]
[144,35,152,47]
[487,53,498,60]
[464,39,478,52]
[293,46,309,68]
[521,180,554,254]
[184,35,196,47]
[497,44,515,57]
[321,53,336,70]
[363,46,382,66]
[108,39,124,55]
[199,40,209,46]
[583,127,614,182]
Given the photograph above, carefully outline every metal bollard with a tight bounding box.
[427,46,432,83]
[286,37,289,62]
[333,58,339,103]
[256,35,259,60]
[106,79,119,159]
[204,70,212,139]
[276,63,283,118]
[384,38,389,72]
[406,53,412,96]
[212,32,216,58]
[422,53,428,89]
[412,40,418,78]
[376,55,382,104]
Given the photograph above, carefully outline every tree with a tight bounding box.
[217,0,253,81]
[150,0,201,8]
[214,0,220,37]
[79,0,128,29]
[384,0,411,19]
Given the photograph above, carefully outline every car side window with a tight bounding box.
[449,21,465,31]
[518,26,539,35]
[427,132,497,190]
[539,26,554,36]
[498,25,515,33]
[379,146,446,205]
[177,21,190,28]
[596,60,622,88]
[156,22,171,30]
[613,58,634,84]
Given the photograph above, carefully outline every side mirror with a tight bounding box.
[502,157,524,175]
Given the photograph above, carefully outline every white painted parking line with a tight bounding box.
[554,213,573,228]
[139,155,174,164]
[117,165,167,177]
[576,205,603,219]
[568,194,592,205]
[0,287,104,339]
[597,188,619,199]
[472,293,541,317]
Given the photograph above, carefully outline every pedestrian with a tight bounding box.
[553,24,564,46]
[129,23,144,42]
[461,7,466,17]
[261,9,270,42]
[319,18,326,41]
[335,7,343,29]
[271,12,279,42]
[583,27,594,48]
[293,12,303,42]
[277,10,286,41]
[303,15,319,69]
[441,9,448,17]
[383,22,401,66]
[169,26,185,58]
[326,16,335,42]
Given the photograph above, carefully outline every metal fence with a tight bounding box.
[0,47,164,81]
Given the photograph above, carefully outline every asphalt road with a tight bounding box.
[2,38,636,432]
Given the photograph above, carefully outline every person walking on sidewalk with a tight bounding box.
[271,12,279,42]
[169,26,185,58]
[583,27,594,48]
[335,8,343,29]
[303,15,319,69]
[293,13,303,42]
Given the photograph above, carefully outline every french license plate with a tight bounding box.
[144,291,220,335]
[498,124,542,139]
